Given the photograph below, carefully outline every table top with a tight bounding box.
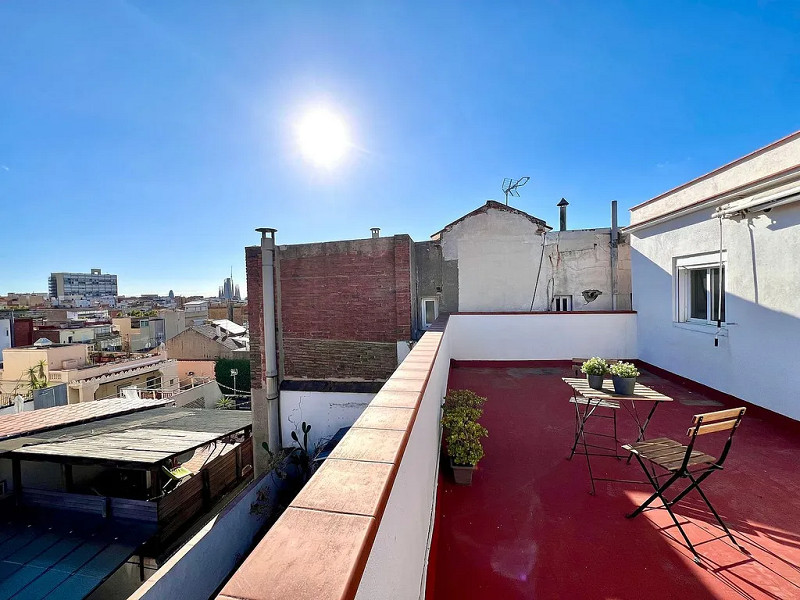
[562,377,673,402]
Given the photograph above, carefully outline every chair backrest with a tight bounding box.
[684,407,746,468]
[686,407,746,437]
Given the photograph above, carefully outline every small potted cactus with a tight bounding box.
[609,361,640,395]
[581,357,608,390]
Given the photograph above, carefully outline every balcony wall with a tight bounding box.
[354,322,450,599]
[448,311,637,361]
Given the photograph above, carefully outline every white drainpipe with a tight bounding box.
[610,200,619,310]
[256,228,281,459]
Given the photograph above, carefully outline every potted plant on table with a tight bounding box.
[581,357,608,390]
[609,361,640,395]
[441,390,488,486]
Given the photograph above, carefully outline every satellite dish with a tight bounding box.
[502,176,531,205]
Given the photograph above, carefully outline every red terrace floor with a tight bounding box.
[428,362,800,600]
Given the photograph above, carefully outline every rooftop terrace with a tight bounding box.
[429,362,800,600]
[216,312,799,600]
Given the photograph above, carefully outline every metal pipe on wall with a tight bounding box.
[610,201,619,311]
[256,227,281,460]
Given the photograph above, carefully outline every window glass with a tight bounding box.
[690,269,708,320]
[710,267,725,322]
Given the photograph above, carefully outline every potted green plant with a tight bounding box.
[581,357,608,390]
[441,390,488,485]
[609,361,640,395]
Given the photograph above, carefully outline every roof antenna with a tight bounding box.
[502,176,530,205]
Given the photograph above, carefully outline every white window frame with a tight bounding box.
[420,297,439,329]
[674,252,727,328]
[552,295,573,312]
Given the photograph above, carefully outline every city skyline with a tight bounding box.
[2,2,799,295]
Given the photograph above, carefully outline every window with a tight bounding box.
[421,297,438,329]
[676,253,726,326]
[553,295,572,311]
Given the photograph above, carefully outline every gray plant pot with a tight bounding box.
[450,459,475,485]
[612,375,636,396]
[587,374,604,390]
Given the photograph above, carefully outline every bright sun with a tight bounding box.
[296,107,351,169]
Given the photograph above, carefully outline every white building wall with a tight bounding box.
[442,209,547,311]
[630,200,800,419]
[630,132,800,225]
[439,206,630,312]
[0,319,11,353]
[279,391,374,450]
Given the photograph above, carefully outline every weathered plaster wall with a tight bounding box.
[279,390,374,450]
[440,207,547,311]
[631,201,800,419]
[436,205,630,312]
[543,229,632,311]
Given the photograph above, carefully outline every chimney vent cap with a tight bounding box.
[557,198,569,207]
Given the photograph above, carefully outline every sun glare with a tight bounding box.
[296,107,350,169]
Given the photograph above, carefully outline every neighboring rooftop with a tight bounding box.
[210,319,247,336]
[7,406,252,467]
[192,324,248,351]
[0,397,172,442]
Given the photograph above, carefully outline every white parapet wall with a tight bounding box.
[128,472,280,600]
[446,312,638,361]
[355,325,451,600]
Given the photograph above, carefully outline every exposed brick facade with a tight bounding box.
[245,246,265,389]
[246,235,413,384]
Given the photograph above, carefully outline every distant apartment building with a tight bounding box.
[34,323,122,351]
[208,303,247,326]
[2,293,48,308]
[0,313,34,351]
[184,299,210,326]
[48,268,118,299]
[113,316,167,352]
[165,320,249,361]
[158,308,187,340]
[0,342,178,403]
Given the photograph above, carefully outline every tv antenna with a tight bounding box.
[502,176,530,205]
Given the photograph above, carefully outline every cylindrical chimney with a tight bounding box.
[370,227,380,239]
[557,198,569,231]
[254,227,280,471]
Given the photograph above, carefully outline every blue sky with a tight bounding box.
[1,1,798,296]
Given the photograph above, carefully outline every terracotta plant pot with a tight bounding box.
[587,374,604,390]
[612,375,636,395]
[450,459,475,485]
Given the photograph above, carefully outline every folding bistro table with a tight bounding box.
[563,377,673,494]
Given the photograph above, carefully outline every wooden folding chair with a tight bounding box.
[623,407,747,563]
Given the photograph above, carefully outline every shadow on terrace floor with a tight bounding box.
[428,363,800,600]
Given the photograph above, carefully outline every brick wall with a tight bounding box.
[246,235,413,383]
[245,246,265,389]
